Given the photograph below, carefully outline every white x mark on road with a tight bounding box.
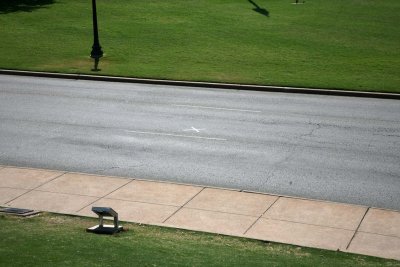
[183,127,205,133]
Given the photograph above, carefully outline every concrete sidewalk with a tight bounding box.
[0,165,399,261]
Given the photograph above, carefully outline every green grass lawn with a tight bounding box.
[0,0,399,92]
[0,213,399,267]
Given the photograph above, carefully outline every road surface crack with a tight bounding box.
[92,164,146,174]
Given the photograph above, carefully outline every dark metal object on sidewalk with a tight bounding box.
[87,207,123,234]
[1,207,33,214]
[0,207,41,217]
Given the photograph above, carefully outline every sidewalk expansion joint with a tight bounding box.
[346,207,370,250]
[357,230,400,239]
[261,217,358,232]
[243,196,281,235]
[31,189,111,199]
[3,172,67,205]
[175,206,262,218]
[75,178,134,213]
[162,187,205,224]
[100,197,180,208]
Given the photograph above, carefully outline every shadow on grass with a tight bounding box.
[0,0,55,14]
[248,0,269,17]
[91,58,101,72]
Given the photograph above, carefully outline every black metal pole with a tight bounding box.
[91,0,103,59]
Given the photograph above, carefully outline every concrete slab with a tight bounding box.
[185,188,278,216]
[0,188,28,204]
[164,207,257,236]
[77,198,179,224]
[36,173,131,197]
[0,167,64,189]
[107,180,203,206]
[0,165,398,261]
[359,208,400,238]
[347,232,400,261]
[245,218,354,251]
[264,197,367,230]
[6,190,98,214]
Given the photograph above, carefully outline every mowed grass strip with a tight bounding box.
[0,213,399,266]
[0,0,399,92]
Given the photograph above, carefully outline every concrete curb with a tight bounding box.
[1,69,399,100]
[2,164,399,213]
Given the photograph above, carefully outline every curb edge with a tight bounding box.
[1,69,399,100]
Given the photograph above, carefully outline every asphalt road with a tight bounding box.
[0,74,399,210]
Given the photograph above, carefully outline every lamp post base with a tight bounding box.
[90,46,103,59]
[91,57,101,71]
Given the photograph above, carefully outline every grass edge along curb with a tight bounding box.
[1,69,399,100]
[0,212,398,266]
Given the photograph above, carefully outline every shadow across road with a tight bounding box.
[248,0,269,17]
[0,0,55,14]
